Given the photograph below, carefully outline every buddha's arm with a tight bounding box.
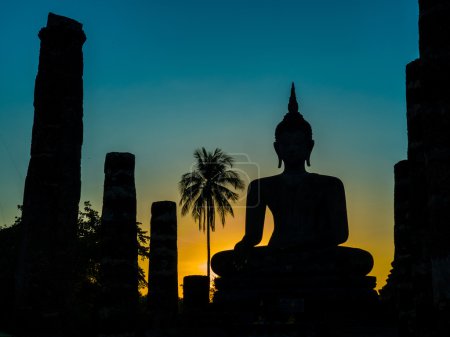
[234,180,266,250]
[329,178,349,245]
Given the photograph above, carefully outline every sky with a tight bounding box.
[0,0,419,295]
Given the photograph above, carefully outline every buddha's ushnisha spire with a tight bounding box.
[288,82,299,114]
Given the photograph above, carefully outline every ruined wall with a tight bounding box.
[417,0,450,320]
[384,1,450,335]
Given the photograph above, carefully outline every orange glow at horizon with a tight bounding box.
[140,199,394,297]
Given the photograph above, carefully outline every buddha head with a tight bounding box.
[274,83,314,169]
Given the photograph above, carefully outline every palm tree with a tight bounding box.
[179,148,245,281]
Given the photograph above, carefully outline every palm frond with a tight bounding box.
[212,148,233,167]
[213,183,240,202]
[216,170,246,190]
[192,191,209,231]
[179,171,204,190]
[206,196,216,232]
[212,189,235,226]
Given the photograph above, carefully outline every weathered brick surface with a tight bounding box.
[384,1,450,335]
[148,201,179,318]
[14,12,86,333]
[98,152,138,337]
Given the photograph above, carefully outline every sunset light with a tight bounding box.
[2,1,437,336]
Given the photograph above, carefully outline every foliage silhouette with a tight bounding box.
[0,206,22,332]
[0,202,150,334]
[179,148,245,281]
[76,201,149,290]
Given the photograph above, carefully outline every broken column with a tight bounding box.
[148,201,179,318]
[15,12,86,330]
[183,275,210,311]
[380,160,413,317]
[98,152,138,336]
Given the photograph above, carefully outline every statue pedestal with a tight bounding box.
[212,247,379,322]
[214,274,378,310]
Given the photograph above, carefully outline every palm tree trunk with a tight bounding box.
[206,209,211,283]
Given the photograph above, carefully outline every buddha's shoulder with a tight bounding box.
[251,173,343,182]
[249,173,344,189]
[308,173,343,184]
[250,174,287,183]
[247,176,273,188]
[246,176,280,190]
[308,173,345,191]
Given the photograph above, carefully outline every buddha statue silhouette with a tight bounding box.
[211,83,374,286]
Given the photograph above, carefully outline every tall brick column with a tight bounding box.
[15,12,86,332]
[418,1,450,333]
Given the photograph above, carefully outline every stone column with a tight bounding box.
[148,201,178,319]
[183,275,210,311]
[405,60,435,336]
[14,12,86,331]
[98,152,138,336]
[418,0,450,61]
[393,161,411,274]
[419,1,450,335]
[387,160,414,318]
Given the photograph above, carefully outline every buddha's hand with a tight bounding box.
[233,241,250,271]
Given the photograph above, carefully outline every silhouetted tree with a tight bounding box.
[0,202,149,334]
[0,202,149,301]
[179,148,244,281]
[76,201,149,290]
[0,206,22,332]
[70,201,150,334]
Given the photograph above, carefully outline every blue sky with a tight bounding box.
[0,0,419,289]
